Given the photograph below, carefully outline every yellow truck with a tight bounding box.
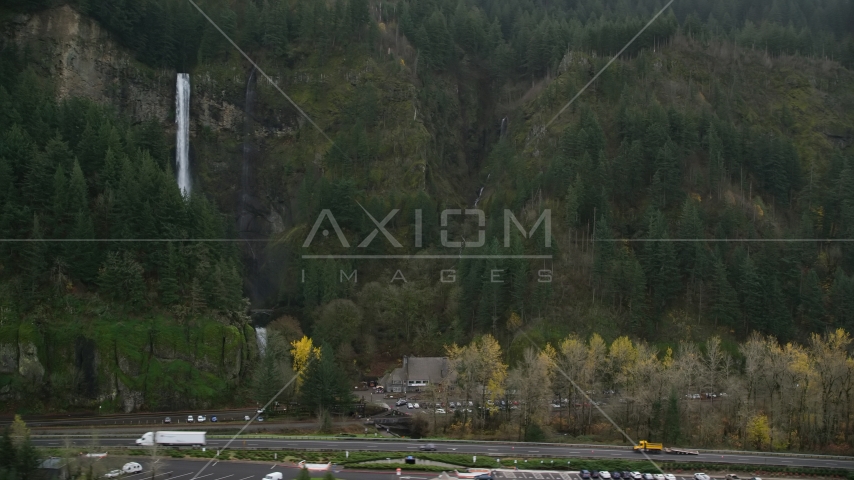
[633,440,664,453]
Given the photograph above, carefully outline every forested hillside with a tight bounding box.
[0,0,853,428]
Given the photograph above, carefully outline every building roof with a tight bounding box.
[406,357,449,382]
[379,356,453,388]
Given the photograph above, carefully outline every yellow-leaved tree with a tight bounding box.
[746,414,771,450]
[290,336,320,393]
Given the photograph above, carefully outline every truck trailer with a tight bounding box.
[136,431,206,446]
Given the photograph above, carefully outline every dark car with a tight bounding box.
[419,443,437,451]
[622,472,632,480]
[592,471,601,479]
[211,416,217,422]
[581,470,592,479]
[612,472,622,479]
[474,475,494,480]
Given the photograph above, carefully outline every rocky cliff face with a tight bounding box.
[9,5,172,124]
[6,5,265,134]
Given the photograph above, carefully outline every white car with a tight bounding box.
[435,408,446,414]
[665,474,677,480]
[631,472,643,480]
[694,474,710,480]
[244,415,251,421]
[103,470,122,478]
[263,473,283,480]
[407,403,413,409]
[413,403,420,409]
[197,415,206,422]
[187,415,194,422]
[122,462,142,474]
[654,474,665,480]
[601,472,612,479]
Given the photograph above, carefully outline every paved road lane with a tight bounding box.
[31,437,854,470]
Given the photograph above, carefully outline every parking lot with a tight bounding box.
[492,474,714,480]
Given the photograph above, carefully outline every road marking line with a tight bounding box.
[211,475,233,480]
[236,477,252,480]
[270,464,276,469]
[162,472,194,479]
[213,462,218,466]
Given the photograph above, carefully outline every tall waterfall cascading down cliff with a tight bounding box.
[175,73,191,196]
[238,67,275,308]
[254,326,267,357]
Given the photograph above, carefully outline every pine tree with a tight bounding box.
[710,258,739,328]
[159,243,180,306]
[66,159,88,219]
[509,235,528,316]
[830,267,854,330]
[67,209,98,283]
[51,164,67,236]
[24,213,46,294]
[662,391,681,443]
[740,255,765,333]
[299,344,352,414]
[800,269,825,330]
[253,345,285,406]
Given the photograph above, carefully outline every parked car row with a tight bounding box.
[166,414,269,423]
[581,470,680,480]
[685,393,728,400]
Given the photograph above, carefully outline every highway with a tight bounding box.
[30,436,854,470]
[5,410,260,428]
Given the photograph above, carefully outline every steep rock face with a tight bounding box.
[7,5,253,134]
[9,5,172,124]
[17,342,44,382]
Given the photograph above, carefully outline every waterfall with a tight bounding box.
[175,73,191,196]
[254,326,267,356]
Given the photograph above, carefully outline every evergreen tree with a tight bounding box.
[830,267,854,330]
[740,255,765,333]
[159,243,180,306]
[299,344,352,414]
[67,209,98,283]
[662,391,681,443]
[710,257,739,328]
[50,164,67,235]
[66,159,88,219]
[24,214,46,294]
[253,346,285,406]
[800,269,825,330]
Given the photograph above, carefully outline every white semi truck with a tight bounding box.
[136,431,206,446]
